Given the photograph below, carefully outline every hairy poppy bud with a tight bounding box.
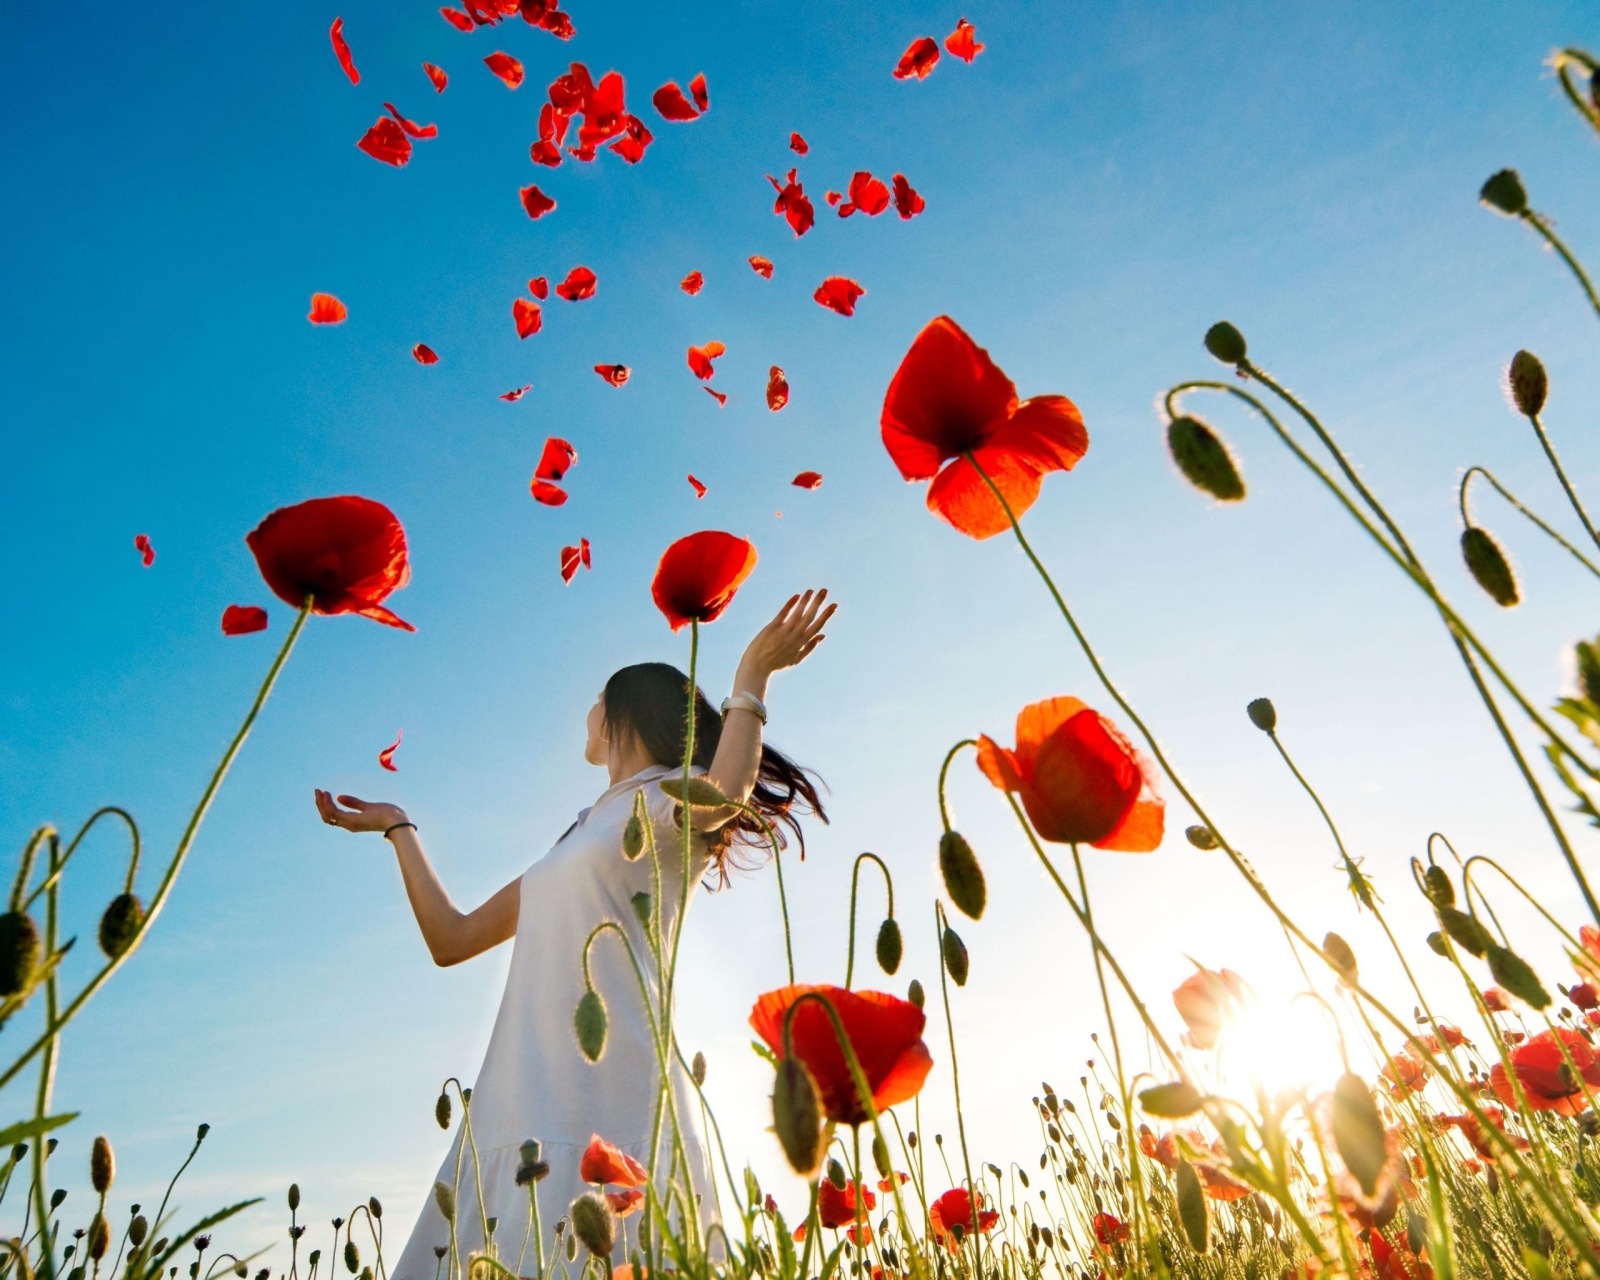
[772,1057,824,1177]
[89,1214,109,1262]
[875,918,903,974]
[631,892,651,929]
[1175,1160,1208,1254]
[98,893,144,960]
[575,988,608,1062]
[621,815,644,861]
[658,776,729,807]
[1480,169,1528,216]
[152,1238,169,1258]
[1167,417,1245,502]
[825,1158,846,1190]
[433,1182,456,1224]
[564,1231,578,1263]
[196,1123,210,1141]
[1460,528,1519,607]
[569,1192,615,1257]
[435,1092,452,1130]
[368,1197,382,1220]
[1438,906,1491,958]
[1330,1072,1386,1197]
[1422,866,1454,909]
[344,1241,359,1273]
[691,1051,706,1086]
[10,1144,25,1163]
[288,1184,300,1212]
[939,831,986,920]
[1486,942,1550,1009]
[1203,321,1248,365]
[1426,931,1447,956]
[0,912,40,998]
[91,1136,114,1194]
[907,978,924,1008]
[1576,638,1600,707]
[129,1216,148,1248]
[1323,932,1358,986]
[941,925,969,987]
[1508,350,1548,416]
[1246,698,1276,733]
[1137,1081,1202,1118]
[1184,825,1219,850]
[871,1134,891,1178]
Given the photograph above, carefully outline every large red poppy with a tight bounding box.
[579,1134,647,1187]
[882,316,1088,539]
[650,531,756,631]
[976,697,1163,850]
[246,496,413,630]
[928,1189,998,1248]
[749,984,933,1126]
[817,1178,875,1229]
[1490,1027,1600,1115]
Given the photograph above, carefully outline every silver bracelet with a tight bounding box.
[720,692,768,725]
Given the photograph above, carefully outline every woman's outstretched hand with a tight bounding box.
[738,589,836,683]
[314,789,409,834]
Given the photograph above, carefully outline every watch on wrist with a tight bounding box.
[720,692,768,725]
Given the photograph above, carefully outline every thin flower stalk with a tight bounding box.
[931,904,980,1277]
[1460,466,1600,581]
[844,853,893,989]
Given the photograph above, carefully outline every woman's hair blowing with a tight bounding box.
[602,662,827,877]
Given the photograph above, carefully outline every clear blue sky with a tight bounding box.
[5,0,1600,1259]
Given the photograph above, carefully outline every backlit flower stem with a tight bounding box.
[1554,48,1600,136]
[1513,207,1600,325]
[30,837,60,1280]
[1522,410,1600,550]
[931,903,979,1277]
[719,798,795,984]
[937,741,978,832]
[844,853,894,989]
[1460,466,1600,580]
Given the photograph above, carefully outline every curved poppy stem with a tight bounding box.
[931,903,979,1276]
[20,807,141,912]
[1460,855,1586,956]
[844,853,893,989]
[1553,48,1600,136]
[1460,466,1600,581]
[937,740,979,832]
[1522,409,1600,551]
[1515,207,1600,328]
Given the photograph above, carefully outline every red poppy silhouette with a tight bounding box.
[894,36,940,80]
[881,315,1088,539]
[944,18,984,62]
[892,174,924,219]
[221,605,268,635]
[651,531,757,631]
[838,172,889,218]
[424,62,448,92]
[484,52,524,88]
[246,496,413,630]
[594,364,630,386]
[814,276,864,316]
[817,1178,875,1230]
[384,103,438,139]
[412,343,438,364]
[749,256,774,279]
[704,388,727,407]
[357,116,412,166]
[767,169,815,237]
[749,984,933,1126]
[513,298,542,338]
[379,730,402,772]
[1490,1028,1600,1114]
[557,267,597,301]
[501,385,531,402]
[687,341,725,380]
[689,73,708,112]
[330,18,360,84]
[680,271,704,295]
[529,277,549,299]
[1171,967,1249,1051]
[536,438,576,482]
[792,472,822,490]
[531,480,566,505]
[767,367,789,412]
[976,697,1163,850]
[928,1190,998,1249]
[652,82,699,121]
[580,1135,646,1187]
[520,184,557,220]
[789,132,808,155]
[309,293,348,324]
[687,474,707,499]
[440,7,473,30]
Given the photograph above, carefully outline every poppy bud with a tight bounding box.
[368,1197,382,1220]
[435,1092,452,1130]
[564,1230,579,1263]
[197,1123,210,1141]
[941,925,969,987]
[1480,169,1528,217]
[772,1056,824,1177]
[1203,321,1248,365]
[621,815,644,861]
[825,1158,847,1190]
[1508,349,1548,417]
[1330,1072,1387,1197]
[433,1182,456,1224]
[9,1144,25,1163]
[1438,906,1491,958]
[1137,1081,1202,1118]
[1460,527,1519,607]
[515,1159,550,1187]
[152,1238,169,1257]
[658,776,729,807]
[288,1184,300,1212]
[1576,638,1600,707]
[1184,825,1219,851]
[462,1087,471,1105]
[875,918,902,975]
[1245,698,1276,733]
[569,1192,615,1257]
[310,1251,323,1268]
[907,979,924,1008]
[344,1241,359,1273]
[871,1134,891,1178]
[98,893,145,960]
[91,1135,114,1194]
[1174,1160,1208,1254]
[0,911,40,998]
[1486,942,1550,1009]
[89,1214,109,1262]
[631,892,652,929]
[575,988,608,1062]
[939,831,986,920]
[1167,417,1245,502]
[691,1050,707,1086]
[1322,932,1358,986]
[1422,865,1454,909]
[129,1216,148,1248]
[1426,931,1447,956]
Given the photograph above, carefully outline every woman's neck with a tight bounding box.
[606,738,661,786]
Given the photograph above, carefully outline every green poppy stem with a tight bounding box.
[1460,466,1600,581]
[843,852,893,989]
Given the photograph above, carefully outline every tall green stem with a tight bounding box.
[932,904,979,1278]
[843,853,893,989]
[1524,410,1600,550]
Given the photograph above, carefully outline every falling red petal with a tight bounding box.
[767,366,789,412]
[501,385,532,402]
[484,51,525,87]
[513,298,542,338]
[609,115,653,164]
[652,82,700,121]
[530,139,563,166]
[580,536,591,568]
[384,102,438,139]
[687,341,726,380]
[134,533,156,567]
[309,293,348,324]
[559,544,582,583]
[330,18,360,84]
[792,471,823,490]
[529,276,549,299]
[825,191,842,206]
[594,364,631,386]
[688,474,707,499]
[424,62,448,92]
[221,604,269,635]
[536,436,577,481]
[413,343,439,364]
[531,478,568,505]
[749,256,774,279]
[894,36,940,80]
[944,18,984,62]
[814,276,865,316]
[838,171,890,217]
[705,388,728,407]
[680,270,704,295]
[789,131,809,155]
[689,73,709,113]
[892,173,925,219]
[440,7,474,31]
[556,266,597,301]
[767,169,816,237]
[539,9,574,38]
[357,116,412,166]
[520,183,557,219]
[379,730,402,772]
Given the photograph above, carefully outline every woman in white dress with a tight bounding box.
[312,590,835,1280]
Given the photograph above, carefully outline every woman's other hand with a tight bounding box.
[737,589,836,689]
[314,789,409,834]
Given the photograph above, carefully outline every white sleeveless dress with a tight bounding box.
[391,764,716,1280]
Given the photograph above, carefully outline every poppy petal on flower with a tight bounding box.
[605,1188,644,1218]
[412,343,439,364]
[838,171,890,218]
[789,131,808,155]
[892,173,925,219]
[652,82,700,121]
[893,36,940,80]
[814,276,864,316]
[330,18,360,84]
[1092,1213,1130,1247]
[792,472,822,490]
[687,474,707,499]
[308,293,348,324]
[440,6,474,31]
[767,169,815,237]
[520,184,557,219]
[749,983,933,1126]
[944,18,984,62]
[1490,1027,1600,1114]
[528,276,549,299]
[704,387,728,407]
[687,341,726,380]
[535,437,577,482]
[221,604,268,635]
[484,52,524,87]
[246,496,413,629]
[580,1135,648,1187]
[766,366,789,412]
[680,270,704,295]
[749,255,774,279]
[379,730,402,772]
[513,298,542,338]
[384,103,438,139]
[424,61,448,92]
[651,531,757,631]
[358,116,412,166]
[928,1190,998,1250]
[134,533,156,567]
[556,267,597,301]
[501,385,531,402]
[817,1179,875,1230]
[594,364,630,386]
[1171,967,1249,1051]
[530,479,567,506]
[689,73,708,112]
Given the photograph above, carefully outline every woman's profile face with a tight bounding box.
[584,692,607,765]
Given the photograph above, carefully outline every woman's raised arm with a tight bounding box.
[313,790,519,966]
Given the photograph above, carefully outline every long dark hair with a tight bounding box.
[603,662,827,879]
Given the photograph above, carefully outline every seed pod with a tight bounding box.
[1508,350,1548,417]
[939,831,986,920]
[1331,1072,1387,1197]
[871,1134,891,1178]
[129,1217,148,1248]
[1203,321,1248,365]
[98,894,145,960]
[631,892,651,929]
[1422,866,1454,909]
[0,912,40,997]
[942,925,969,987]
[50,1188,66,1209]
[368,1197,382,1220]
[196,1123,210,1141]
[1246,698,1276,733]
[10,1144,25,1163]
[575,988,608,1062]
[88,1214,109,1262]
[621,815,644,861]
[288,1184,301,1212]
[1460,528,1519,607]
[515,1159,550,1187]
[772,1056,824,1177]
[869,917,902,976]
[691,1051,707,1086]
[1167,417,1245,502]
[1322,933,1358,986]
[1426,931,1447,957]
[435,1092,452,1130]
[564,1230,578,1263]
[91,1135,114,1194]
[1486,942,1550,1009]
[1576,638,1600,707]
[569,1192,615,1257]
[907,979,924,1008]
[1438,906,1491,957]
[1137,1081,1202,1119]
[1184,825,1219,851]
[1480,169,1528,216]
[152,1238,168,1257]
[825,1158,847,1190]
[433,1182,456,1224]
[1175,1161,1208,1254]
[344,1241,359,1273]
[657,776,729,807]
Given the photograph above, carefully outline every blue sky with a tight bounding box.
[6,0,1600,1260]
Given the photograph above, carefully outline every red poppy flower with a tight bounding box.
[1438,1107,1528,1161]
[687,341,725,380]
[484,52,524,87]
[749,984,933,1126]
[531,480,567,505]
[594,364,630,386]
[789,132,808,155]
[412,343,438,364]
[513,298,542,338]
[976,697,1163,849]
[440,7,474,30]
[689,73,708,112]
[357,116,412,166]
[927,1190,998,1249]
[893,36,940,80]
[1414,1024,1468,1054]
[605,1188,643,1217]
[309,293,348,324]
[424,62,448,92]
[221,604,268,635]
[133,533,156,567]
[813,276,864,317]
[580,1135,646,1186]
[1490,1027,1600,1114]
[792,472,822,490]
[501,385,531,402]
[767,169,815,237]
[608,114,652,164]
[1572,982,1599,1011]
[651,531,757,631]
[330,18,360,84]
[817,1178,875,1230]
[384,103,438,139]
[944,18,984,62]
[749,255,774,279]
[680,271,704,295]
[704,388,727,407]
[652,82,699,121]
[536,437,577,481]
[687,474,707,499]
[519,184,556,220]
[1091,1213,1129,1247]
[838,172,890,218]
[1483,987,1511,1013]
[1381,1050,1430,1099]
[881,315,1088,539]
[1170,967,1249,1051]
[1369,1227,1433,1280]
[246,496,413,630]
[892,174,924,219]
[379,730,402,771]
[556,267,596,301]
[766,367,789,412]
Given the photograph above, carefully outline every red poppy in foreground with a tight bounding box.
[768,169,815,237]
[484,52,524,88]
[536,437,577,482]
[789,131,808,155]
[378,730,402,772]
[928,1189,998,1249]
[687,341,725,380]
[814,276,864,316]
[894,36,940,80]
[881,315,1088,539]
[892,174,924,219]
[221,605,268,635]
[513,299,542,339]
[1172,967,1249,1051]
[424,62,448,92]
[687,474,707,499]
[309,293,348,324]
[749,255,774,279]
[1572,982,1599,1010]
[134,533,156,567]
[412,343,438,364]
[944,18,984,62]
[1369,1227,1432,1280]
[520,184,557,220]
[1490,1027,1600,1114]
[651,531,756,631]
[246,496,413,630]
[652,82,700,121]
[837,172,889,218]
[357,117,411,166]
[766,367,789,412]
[330,18,360,84]
[976,697,1163,849]
[594,364,630,386]
[792,472,822,490]
[556,267,597,301]
[580,1135,647,1186]
[680,270,704,295]
[817,1178,875,1229]
[749,983,933,1126]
